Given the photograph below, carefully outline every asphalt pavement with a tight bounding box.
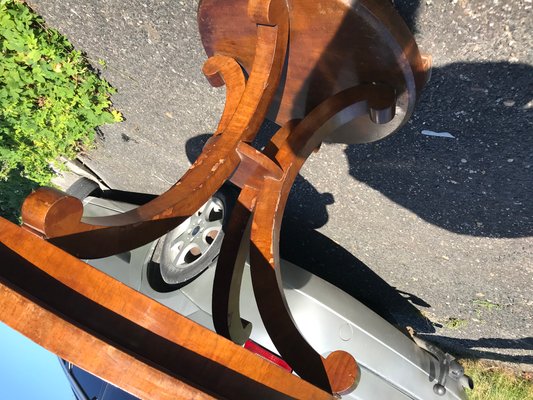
[28,0,532,371]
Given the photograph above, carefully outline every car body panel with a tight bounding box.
[78,196,466,400]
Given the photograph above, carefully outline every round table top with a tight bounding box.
[198,0,429,144]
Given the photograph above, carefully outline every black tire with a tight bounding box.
[157,185,237,285]
[66,177,102,200]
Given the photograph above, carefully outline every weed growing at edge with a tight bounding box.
[462,360,533,400]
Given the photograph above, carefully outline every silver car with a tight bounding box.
[63,178,472,400]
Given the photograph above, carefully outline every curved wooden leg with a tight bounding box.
[212,187,255,344]
[3,1,432,398]
[250,83,396,394]
[212,137,286,343]
[21,0,290,259]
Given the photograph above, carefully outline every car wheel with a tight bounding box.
[66,177,102,200]
[158,187,234,285]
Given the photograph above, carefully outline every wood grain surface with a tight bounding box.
[198,0,429,144]
[0,217,334,400]
[20,0,290,260]
[5,0,430,397]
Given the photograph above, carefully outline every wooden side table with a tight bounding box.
[0,0,430,397]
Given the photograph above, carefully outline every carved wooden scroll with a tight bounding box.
[1,0,430,397]
[20,0,289,259]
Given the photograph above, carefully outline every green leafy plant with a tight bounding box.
[462,359,533,400]
[444,317,468,330]
[0,168,39,222]
[0,0,121,187]
[473,299,501,311]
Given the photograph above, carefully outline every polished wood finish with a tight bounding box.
[2,0,430,397]
[212,84,394,393]
[212,186,256,345]
[0,285,215,400]
[202,55,246,135]
[20,0,289,259]
[198,0,430,144]
[0,217,333,400]
[249,84,394,393]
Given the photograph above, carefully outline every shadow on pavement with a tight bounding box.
[276,0,532,362]
[393,0,422,33]
[0,170,40,223]
[418,334,533,364]
[184,6,532,351]
[279,0,531,239]
[185,132,435,333]
[345,61,532,238]
[280,215,435,333]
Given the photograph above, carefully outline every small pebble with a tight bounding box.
[503,99,515,107]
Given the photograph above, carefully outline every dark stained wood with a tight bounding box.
[198,0,430,144]
[249,83,395,394]
[212,187,255,344]
[212,139,286,344]
[212,123,294,345]
[211,84,394,394]
[0,217,334,400]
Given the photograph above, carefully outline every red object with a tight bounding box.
[245,340,292,372]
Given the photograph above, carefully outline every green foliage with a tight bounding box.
[462,360,533,400]
[444,317,468,330]
[473,299,501,310]
[0,168,39,222]
[0,0,121,186]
